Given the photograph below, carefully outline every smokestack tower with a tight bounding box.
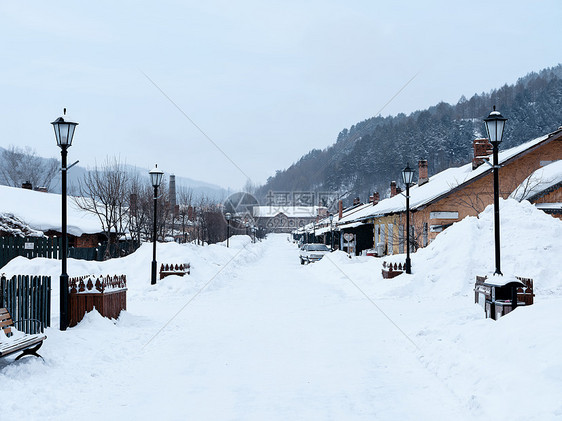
[169,174,177,209]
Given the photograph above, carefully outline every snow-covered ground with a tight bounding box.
[1,199,561,420]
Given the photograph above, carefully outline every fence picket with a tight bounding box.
[1,236,138,269]
[0,275,51,334]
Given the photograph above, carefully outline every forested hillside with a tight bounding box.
[256,64,562,207]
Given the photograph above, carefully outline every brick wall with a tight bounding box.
[76,234,101,248]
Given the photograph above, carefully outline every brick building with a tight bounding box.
[254,205,327,233]
[332,127,562,255]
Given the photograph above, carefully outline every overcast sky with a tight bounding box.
[1,1,560,190]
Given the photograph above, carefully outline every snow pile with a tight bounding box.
[313,200,562,419]
[1,234,261,322]
[381,198,562,298]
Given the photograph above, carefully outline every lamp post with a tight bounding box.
[51,109,78,331]
[313,222,316,242]
[401,163,415,274]
[149,164,164,285]
[329,213,334,251]
[225,212,231,247]
[484,106,507,276]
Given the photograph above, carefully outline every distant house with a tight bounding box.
[330,127,562,255]
[254,205,327,233]
[298,198,377,254]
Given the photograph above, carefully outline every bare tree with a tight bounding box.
[445,189,491,219]
[73,158,129,259]
[127,173,153,246]
[0,145,59,191]
[510,172,556,202]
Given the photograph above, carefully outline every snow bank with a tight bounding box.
[1,234,261,326]
[382,198,562,298]
[307,200,562,419]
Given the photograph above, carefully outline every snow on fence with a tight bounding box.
[68,275,127,327]
[159,263,191,280]
[0,275,51,334]
[381,261,405,279]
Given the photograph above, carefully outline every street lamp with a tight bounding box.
[149,164,164,285]
[313,222,316,242]
[401,163,415,274]
[484,106,507,276]
[51,108,78,331]
[225,212,231,247]
[329,213,334,251]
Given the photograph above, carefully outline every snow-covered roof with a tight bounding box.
[509,160,562,202]
[338,129,561,224]
[535,203,562,211]
[0,185,104,236]
[253,205,323,219]
[0,213,45,237]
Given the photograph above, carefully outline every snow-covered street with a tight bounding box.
[1,200,562,420]
[126,235,464,420]
[1,236,462,420]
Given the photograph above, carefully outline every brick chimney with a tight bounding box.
[22,181,32,190]
[338,200,343,219]
[373,192,380,205]
[353,197,361,206]
[390,181,397,197]
[472,138,493,169]
[418,160,429,186]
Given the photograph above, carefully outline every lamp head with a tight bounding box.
[484,106,507,145]
[51,108,78,148]
[401,163,415,186]
[149,164,164,188]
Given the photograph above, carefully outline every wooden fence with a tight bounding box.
[381,261,405,279]
[68,275,127,327]
[0,275,51,334]
[0,236,139,268]
[0,237,61,268]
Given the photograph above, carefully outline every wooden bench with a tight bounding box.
[159,263,191,280]
[0,308,46,360]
